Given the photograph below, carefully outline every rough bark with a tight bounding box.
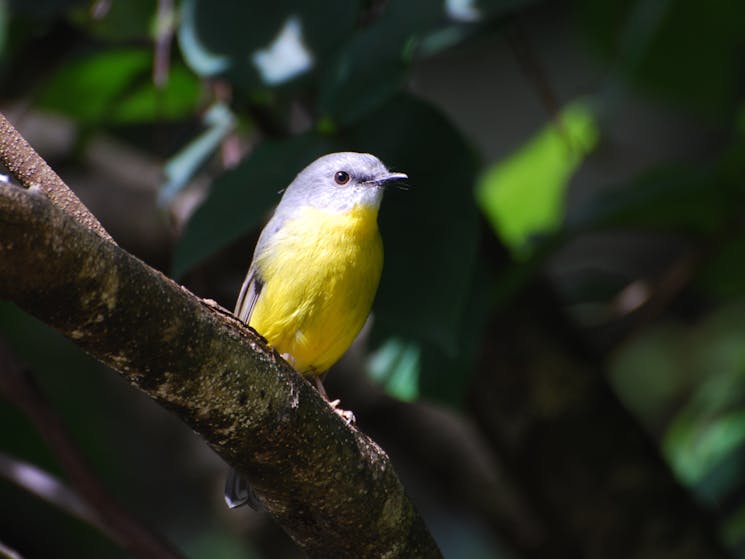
[0,113,111,242]
[0,181,441,558]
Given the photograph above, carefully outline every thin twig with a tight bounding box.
[0,342,185,559]
[90,0,112,19]
[0,113,113,241]
[0,540,24,559]
[611,248,706,347]
[153,0,175,89]
[505,18,571,146]
[0,451,107,534]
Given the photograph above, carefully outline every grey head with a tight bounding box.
[274,152,407,216]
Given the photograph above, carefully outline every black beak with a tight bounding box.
[375,171,408,186]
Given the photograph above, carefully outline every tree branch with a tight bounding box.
[0,113,112,242]
[0,183,441,557]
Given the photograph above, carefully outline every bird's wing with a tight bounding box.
[234,211,285,323]
[234,266,264,324]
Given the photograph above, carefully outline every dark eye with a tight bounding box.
[334,171,351,185]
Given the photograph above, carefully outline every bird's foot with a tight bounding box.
[328,399,356,425]
[279,352,296,368]
[311,375,355,424]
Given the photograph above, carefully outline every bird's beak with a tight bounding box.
[376,172,408,186]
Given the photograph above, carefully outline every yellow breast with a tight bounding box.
[248,204,383,375]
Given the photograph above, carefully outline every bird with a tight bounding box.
[224,151,407,508]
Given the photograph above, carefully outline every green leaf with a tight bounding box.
[477,0,541,16]
[317,24,408,126]
[665,409,745,500]
[69,0,155,42]
[0,0,8,56]
[723,504,745,551]
[570,111,745,238]
[178,0,359,88]
[569,165,729,235]
[476,101,599,258]
[108,63,201,124]
[576,0,745,116]
[318,0,444,125]
[368,253,497,407]
[186,528,260,559]
[419,257,497,406]
[367,338,421,402]
[8,0,83,18]
[172,133,340,278]
[36,48,200,125]
[37,49,151,123]
[698,236,745,300]
[613,301,745,501]
[348,94,481,356]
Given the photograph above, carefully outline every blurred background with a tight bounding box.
[1,0,744,558]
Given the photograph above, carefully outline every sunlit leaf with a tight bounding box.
[251,15,314,86]
[178,0,230,77]
[367,338,421,402]
[38,49,200,125]
[37,49,151,123]
[477,101,599,258]
[665,409,745,500]
[444,0,481,22]
[109,63,202,124]
[160,103,236,205]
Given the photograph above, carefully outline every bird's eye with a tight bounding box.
[334,171,351,185]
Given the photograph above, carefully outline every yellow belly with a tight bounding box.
[249,205,383,375]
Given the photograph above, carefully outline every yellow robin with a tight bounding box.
[225,152,406,508]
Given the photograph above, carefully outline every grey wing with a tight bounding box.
[233,212,285,323]
[234,266,264,323]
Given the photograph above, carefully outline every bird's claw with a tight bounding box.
[280,352,296,367]
[328,399,356,424]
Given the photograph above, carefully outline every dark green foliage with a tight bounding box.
[575,0,745,116]
[180,0,360,90]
